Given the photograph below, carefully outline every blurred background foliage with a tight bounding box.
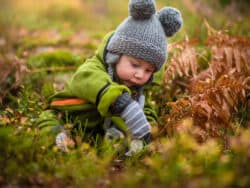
[0,0,250,37]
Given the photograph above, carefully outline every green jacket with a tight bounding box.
[38,32,163,134]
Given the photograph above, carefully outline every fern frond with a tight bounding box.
[163,25,249,140]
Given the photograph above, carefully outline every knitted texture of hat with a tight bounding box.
[107,0,183,71]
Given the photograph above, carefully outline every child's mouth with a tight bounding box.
[122,80,136,87]
[123,80,141,88]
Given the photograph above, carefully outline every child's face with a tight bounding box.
[115,55,155,87]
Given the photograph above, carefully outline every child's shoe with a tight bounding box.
[55,131,75,152]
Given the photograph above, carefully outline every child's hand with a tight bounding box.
[121,101,151,139]
[111,93,151,139]
[55,131,75,152]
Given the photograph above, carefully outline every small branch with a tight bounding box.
[30,66,76,73]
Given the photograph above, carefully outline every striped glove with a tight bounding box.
[110,92,151,140]
[121,100,151,139]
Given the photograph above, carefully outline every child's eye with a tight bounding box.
[131,62,140,68]
[146,69,154,73]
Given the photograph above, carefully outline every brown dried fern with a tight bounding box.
[164,24,249,140]
[191,22,250,93]
[191,75,246,136]
[164,38,199,95]
[0,54,28,104]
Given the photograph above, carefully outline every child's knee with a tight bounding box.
[36,110,62,133]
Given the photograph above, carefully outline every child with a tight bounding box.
[37,0,183,154]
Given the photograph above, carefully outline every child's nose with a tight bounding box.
[134,69,144,79]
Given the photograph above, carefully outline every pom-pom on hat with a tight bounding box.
[107,0,183,71]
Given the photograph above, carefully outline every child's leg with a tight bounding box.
[37,110,62,134]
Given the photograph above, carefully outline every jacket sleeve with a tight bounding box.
[69,56,130,117]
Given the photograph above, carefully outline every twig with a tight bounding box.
[30,66,76,73]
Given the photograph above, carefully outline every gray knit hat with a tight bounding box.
[107,0,183,71]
